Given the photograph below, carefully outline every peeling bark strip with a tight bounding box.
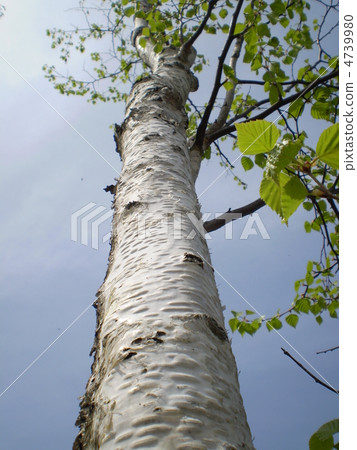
[183,252,204,268]
[74,31,253,450]
[113,123,123,159]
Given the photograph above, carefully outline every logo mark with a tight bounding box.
[71,203,113,249]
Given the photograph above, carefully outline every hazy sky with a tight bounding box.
[0,2,339,449]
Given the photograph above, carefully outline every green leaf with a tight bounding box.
[139,37,147,48]
[219,8,228,19]
[241,156,254,171]
[247,319,262,335]
[123,6,135,17]
[193,63,203,72]
[257,23,270,38]
[231,310,243,318]
[316,124,339,169]
[307,260,313,273]
[223,81,234,91]
[314,87,332,101]
[288,98,305,118]
[260,175,283,216]
[311,220,320,232]
[270,0,286,15]
[236,120,280,155]
[259,173,289,217]
[295,298,311,314]
[245,28,258,46]
[267,12,278,25]
[268,36,279,47]
[251,54,262,71]
[263,71,276,83]
[265,140,301,180]
[205,25,216,34]
[281,176,308,220]
[280,17,290,28]
[223,64,237,82]
[255,153,266,169]
[315,315,323,325]
[311,102,331,120]
[285,314,299,328]
[303,201,314,211]
[304,221,311,233]
[282,55,293,65]
[266,316,282,331]
[306,272,314,285]
[229,318,239,332]
[202,146,211,160]
[234,23,245,34]
[153,42,163,53]
[328,300,339,317]
[309,419,339,450]
[269,84,279,104]
[243,49,256,63]
[260,171,307,221]
[318,200,327,212]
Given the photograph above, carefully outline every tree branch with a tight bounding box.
[309,171,339,201]
[131,0,156,68]
[207,36,244,137]
[193,0,245,151]
[316,346,339,355]
[213,141,235,169]
[312,197,339,262]
[281,348,339,395]
[225,98,272,127]
[235,78,312,86]
[203,198,265,233]
[179,0,219,54]
[207,68,339,145]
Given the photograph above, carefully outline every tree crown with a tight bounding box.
[44,0,339,335]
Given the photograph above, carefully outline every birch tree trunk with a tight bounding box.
[73,38,254,450]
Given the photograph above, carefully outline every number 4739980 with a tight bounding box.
[344,15,354,67]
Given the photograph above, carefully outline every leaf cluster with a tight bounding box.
[230,121,338,336]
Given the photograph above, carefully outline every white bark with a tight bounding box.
[74,45,254,450]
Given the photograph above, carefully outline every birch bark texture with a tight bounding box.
[73,17,254,450]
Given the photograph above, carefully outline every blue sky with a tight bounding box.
[0,1,340,449]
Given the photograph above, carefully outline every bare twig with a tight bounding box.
[203,198,265,233]
[312,197,339,262]
[316,346,339,355]
[180,0,219,53]
[281,347,339,394]
[213,141,235,169]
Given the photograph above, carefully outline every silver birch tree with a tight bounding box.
[45,0,339,448]
[72,4,255,449]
